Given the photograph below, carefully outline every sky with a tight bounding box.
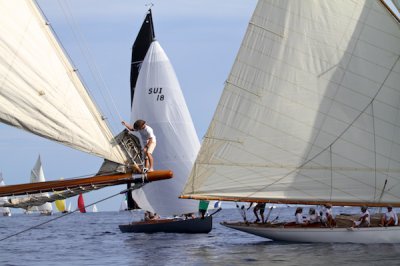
[0,0,257,212]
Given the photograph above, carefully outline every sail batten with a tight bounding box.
[0,0,127,164]
[182,0,400,205]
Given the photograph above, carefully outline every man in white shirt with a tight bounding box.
[122,119,156,172]
[353,206,370,227]
[380,206,398,227]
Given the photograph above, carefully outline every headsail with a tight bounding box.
[130,9,155,104]
[0,0,127,164]
[131,40,199,216]
[182,0,400,207]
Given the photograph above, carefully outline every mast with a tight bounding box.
[127,8,155,210]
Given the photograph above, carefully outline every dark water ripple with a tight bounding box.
[0,208,400,265]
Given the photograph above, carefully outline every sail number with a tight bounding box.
[148,87,164,101]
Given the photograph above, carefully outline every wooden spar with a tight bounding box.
[179,194,400,208]
[0,170,173,198]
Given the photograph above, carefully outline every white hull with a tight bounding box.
[222,222,400,244]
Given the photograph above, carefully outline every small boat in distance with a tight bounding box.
[0,173,11,217]
[181,0,400,243]
[26,156,53,216]
[78,194,86,213]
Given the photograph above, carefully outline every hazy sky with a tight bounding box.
[0,0,257,212]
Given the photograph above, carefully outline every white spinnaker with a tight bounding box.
[183,0,400,205]
[131,41,198,216]
[30,156,52,213]
[0,0,126,164]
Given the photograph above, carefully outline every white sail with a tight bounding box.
[119,198,128,211]
[0,174,11,216]
[0,0,127,164]
[92,204,98,212]
[183,0,400,206]
[30,156,52,214]
[131,41,199,216]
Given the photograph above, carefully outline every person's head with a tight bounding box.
[295,207,303,215]
[361,206,368,212]
[133,119,146,130]
[309,208,315,215]
[388,205,393,211]
[325,203,332,209]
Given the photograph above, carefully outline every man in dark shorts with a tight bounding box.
[248,202,266,223]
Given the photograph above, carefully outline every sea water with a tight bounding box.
[0,207,400,266]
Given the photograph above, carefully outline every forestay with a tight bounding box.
[131,41,199,216]
[182,0,400,206]
[0,0,127,164]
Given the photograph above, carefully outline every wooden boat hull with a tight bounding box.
[119,216,212,234]
[221,221,400,243]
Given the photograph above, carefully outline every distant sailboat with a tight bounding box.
[119,8,212,234]
[0,174,11,217]
[55,198,67,213]
[78,194,86,213]
[92,204,98,213]
[67,202,72,213]
[181,0,400,243]
[26,156,52,216]
[119,196,128,212]
[0,1,172,207]
[54,178,67,213]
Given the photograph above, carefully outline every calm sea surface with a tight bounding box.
[1,207,400,266]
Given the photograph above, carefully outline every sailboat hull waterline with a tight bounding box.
[119,216,212,234]
[222,222,400,244]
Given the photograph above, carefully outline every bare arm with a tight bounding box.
[121,121,133,131]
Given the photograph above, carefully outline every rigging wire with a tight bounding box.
[0,188,130,242]
[55,0,124,133]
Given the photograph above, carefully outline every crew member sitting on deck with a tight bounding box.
[353,206,370,227]
[321,203,336,228]
[295,207,306,225]
[379,205,398,227]
[307,207,320,224]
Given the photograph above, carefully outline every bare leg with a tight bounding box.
[147,152,154,171]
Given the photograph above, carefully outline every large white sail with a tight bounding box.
[183,0,400,206]
[131,41,199,216]
[29,156,52,214]
[0,0,127,164]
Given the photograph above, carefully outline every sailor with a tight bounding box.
[247,202,266,223]
[199,200,209,219]
[379,205,398,227]
[122,119,156,172]
[295,207,306,225]
[353,206,370,227]
[307,207,320,224]
[321,203,336,227]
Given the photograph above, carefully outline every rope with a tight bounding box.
[0,188,129,242]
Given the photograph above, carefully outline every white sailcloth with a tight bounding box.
[0,174,11,216]
[0,0,127,164]
[30,156,52,214]
[131,41,199,216]
[183,0,400,206]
